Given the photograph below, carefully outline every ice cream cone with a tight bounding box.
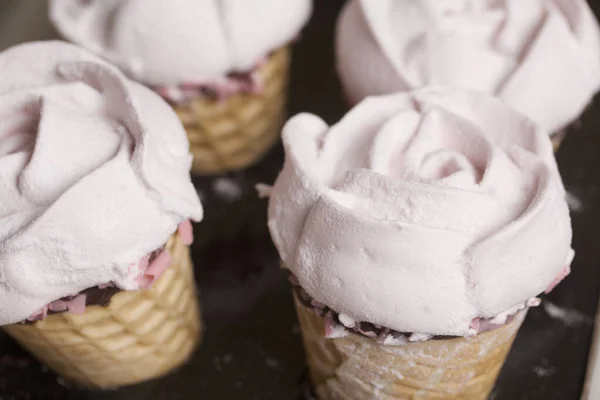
[294,297,526,400]
[175,46,290,175]
[3,233,202,390]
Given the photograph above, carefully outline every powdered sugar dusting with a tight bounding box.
[301,302,526,399]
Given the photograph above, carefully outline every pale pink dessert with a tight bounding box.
[0,41,203,326]
[265,87,574,398]
[268,86,573,338]
[336,0,600,136]
[50,0,312,103]
[50,0,314,174]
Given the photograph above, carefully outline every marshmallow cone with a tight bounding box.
[294,297,526,400]
[175,46,290,175]
[3,233,202,389]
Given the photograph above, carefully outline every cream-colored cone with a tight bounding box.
[3,233,202,389]
[174,46,290,175]
[295,297,526,400]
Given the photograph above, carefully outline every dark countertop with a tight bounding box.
[1,1,600,399]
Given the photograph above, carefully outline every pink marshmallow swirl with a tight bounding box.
[49,0,312,87]
[0,41,203,326]
[268,87,574,338]
[336,0,600,134]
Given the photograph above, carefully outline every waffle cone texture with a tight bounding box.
[3,233,202,389]
[294,297,526,400]
[175,46,290,175]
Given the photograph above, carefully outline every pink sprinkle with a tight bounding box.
[137,255,153,288]
[154,87,169,97]
[138,255,150,273]
[49,300,68,312]
[66,295,87,314]
[182,88,199,98]
[135,254,152,288]
[324,315,348,339]
[178,220,194,245]
[147,250,172,276]
[545,265,571,294]
[128,262,137,275]
[310,299,325,309]
[181,81,203,90]
[138,250,172,289]
[27,305,49,322]
[98,283,112,289]
[254,56,268,68]
[470,318,481,332]
[153,59,265,105]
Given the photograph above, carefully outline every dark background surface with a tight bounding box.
[1,1,600,399]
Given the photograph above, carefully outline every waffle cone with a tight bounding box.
[295,297,525,400]
[174,46,290,175]
[3,233,202,389]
